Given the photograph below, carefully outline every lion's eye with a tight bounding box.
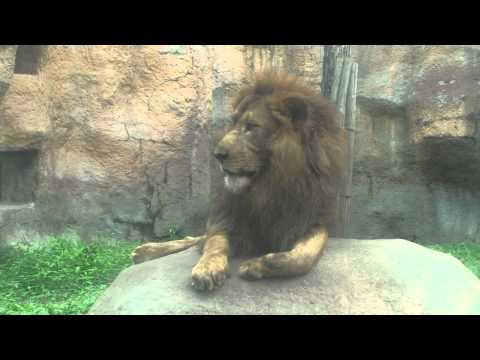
[244,123,258,132]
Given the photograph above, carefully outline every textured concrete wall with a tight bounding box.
[351,45,480,243]
[0,45,324,245]
[1,45,478,245]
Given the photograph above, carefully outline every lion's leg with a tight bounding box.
[191,233,230,291]
[132,235,205,264]
[239,226,328,280]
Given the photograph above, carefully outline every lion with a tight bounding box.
[132,71,347,291]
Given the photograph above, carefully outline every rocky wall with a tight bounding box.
[0,45,324,245]
[1,45,479,245]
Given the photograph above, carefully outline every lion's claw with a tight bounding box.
[191,255,229,291]
[131,243,158,264]
[238,258,265,280]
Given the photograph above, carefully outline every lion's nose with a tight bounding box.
[214,147,229,162]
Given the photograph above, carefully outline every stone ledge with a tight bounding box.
[88,238,480,315]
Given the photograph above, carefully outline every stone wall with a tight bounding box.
[351,45,480,243]
[0,45,479,245]
[0,45,324,245]
[0,46,16,98]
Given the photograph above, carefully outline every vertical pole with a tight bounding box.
[344,63,358,238]
[321,45,358,238]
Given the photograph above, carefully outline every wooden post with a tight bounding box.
[343,62,358,238]
[322,45,358,238]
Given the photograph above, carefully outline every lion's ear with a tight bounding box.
[283,94,308,124]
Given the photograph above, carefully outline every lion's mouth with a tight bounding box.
[222,168,256,178]
[221,167,256,193]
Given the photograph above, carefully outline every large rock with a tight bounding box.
[88,239,480,315]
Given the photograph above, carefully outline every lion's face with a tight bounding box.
[214,100,278,193]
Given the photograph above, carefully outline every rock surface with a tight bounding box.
[0,45,16,98]
[0,45,325,245]
[350,45,480,242]
[88,239,480,315]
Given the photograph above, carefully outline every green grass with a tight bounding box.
[425,242,480,278]
[164,224,185,241]
[1,231,478,315]
[0,232,139,315]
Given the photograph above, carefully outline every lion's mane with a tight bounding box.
[207,71,347,256]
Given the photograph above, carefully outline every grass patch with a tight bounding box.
[2,230,477,315]
[425,242,480,278]
[157,224,185,242]
[0,232,139,315]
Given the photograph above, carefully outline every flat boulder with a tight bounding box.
[88,239,480,315]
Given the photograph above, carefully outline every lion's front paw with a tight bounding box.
[131,243,160,264]
[238,257,267,280]
[191,255,229,291]
[239,253,290,280]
